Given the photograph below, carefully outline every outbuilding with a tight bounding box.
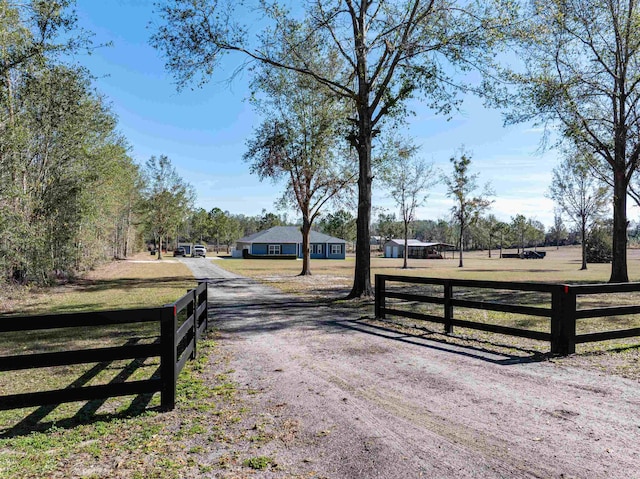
[383,239,454,259]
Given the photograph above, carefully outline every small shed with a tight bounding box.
[383,239,454,259]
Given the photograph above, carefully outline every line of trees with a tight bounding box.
[0,1,200,285]
[374,213,555,255]
[0,1,141,284]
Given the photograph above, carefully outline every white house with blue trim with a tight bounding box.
[234,226,346,259]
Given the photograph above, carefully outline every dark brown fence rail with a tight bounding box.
[375,275,640,355]
[0,281,208,411]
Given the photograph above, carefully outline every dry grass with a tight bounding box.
[0,253,194,316]
[215,245,640,297]
[0,255,263,478]
[214,246,640,377]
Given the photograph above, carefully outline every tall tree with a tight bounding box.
[244,52,354,276]
[444,151,492,267]
[502,0,640,282]
[548,155,609,270]
[152,0,506,297]
[509,214,528,253]
[379,137,435,269]
[258,209,285,231]
[0,0,112,283]
[139,155,194,260]
[189,207,212,243]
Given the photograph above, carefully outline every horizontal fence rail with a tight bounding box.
[0,281,208,412]
[375,275,640,355]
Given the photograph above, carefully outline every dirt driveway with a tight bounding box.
[183,258,640,478]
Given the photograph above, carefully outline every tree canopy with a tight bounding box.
[152,0,508,297]
[500,0,640,281]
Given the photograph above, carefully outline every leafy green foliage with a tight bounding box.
[444,151,493,267]
[319,210,357,243]
[586,224,613,264]
[151,0,508,297]
[502,0,640,281]
[138,155,195,260]
[0,2,140,284]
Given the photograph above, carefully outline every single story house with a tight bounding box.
[384,239,454,259]
[234,226,347,259]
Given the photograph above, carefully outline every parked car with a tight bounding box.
[192,245,206,258]
[173,247,186,257]
[522,250,546,259]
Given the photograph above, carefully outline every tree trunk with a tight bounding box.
[347,105,373,298]
[580,219,587,270]
[610,167,629,282]
[157,235,163,260]
[300,216,312,276]
[458,225,464,268]
[403,221,408,269]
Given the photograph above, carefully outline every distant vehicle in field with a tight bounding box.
[522,250,546,259]
[192,245,206,258]
[173,247,186,257]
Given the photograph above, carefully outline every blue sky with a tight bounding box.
[72,0,565,228]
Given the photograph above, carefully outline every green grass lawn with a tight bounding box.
[0,256,250,479]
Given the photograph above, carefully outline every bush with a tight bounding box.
[586,227,612,263]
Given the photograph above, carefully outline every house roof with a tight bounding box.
[237,226,346,244]
[385,239,455,248]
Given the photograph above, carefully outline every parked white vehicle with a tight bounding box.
[192,245,206,258]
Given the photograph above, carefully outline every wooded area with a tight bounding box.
[0,1,140,284]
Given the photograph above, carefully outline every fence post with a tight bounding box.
[375,276,385,319]
[444,280,453,334]
[160,304,177,410]
[551,285,576,355]
[200,281,209,332]
[190,288,197,360]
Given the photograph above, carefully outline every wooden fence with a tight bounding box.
[375,275,640,355]
[0,281,208,411]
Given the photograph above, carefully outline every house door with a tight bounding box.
[385,246,391,257]
[392,246,398,258]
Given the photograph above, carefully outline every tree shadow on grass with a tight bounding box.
[72,275,195,293]
[0,338,161,438]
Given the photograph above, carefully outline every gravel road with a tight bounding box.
[182,258,640,478]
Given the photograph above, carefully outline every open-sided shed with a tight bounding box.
[383,239,454,259]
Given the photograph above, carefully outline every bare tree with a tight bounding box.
[379,137,435,269]
[548,154,609,270]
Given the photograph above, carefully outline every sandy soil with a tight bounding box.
[183,258,640,479]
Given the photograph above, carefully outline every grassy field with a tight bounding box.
[0,255,261,479]
[215,245,640,367]
[215,245,640,294]
[0,247,639,477]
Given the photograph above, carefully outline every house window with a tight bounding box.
[330,244,342,255]
[268,244,281,255]
[311,244,322,254]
